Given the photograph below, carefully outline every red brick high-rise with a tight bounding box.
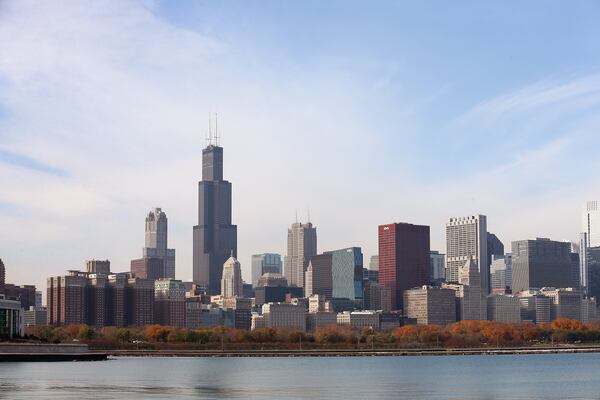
[378,223,430,311]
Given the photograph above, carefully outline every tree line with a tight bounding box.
[21,319,600,350]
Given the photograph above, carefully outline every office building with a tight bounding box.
[254,286,303,306]
[0,295,23,339]
[430,251,446,282]
[569,251,581,289]
[251,253,282,287]
[326,247,363,304]
[337,310,380,330]
[487,294,521,323]
[580,233,590,294]
[1,284,36,310]
[446,215,489,293]
[540,287,583,322]
[511,238,571,293]
[305,253,333,299]
[363,268,379,283]
[261,303,306,331]
[35,291,42,308]
[142,208,176,279]
[0,259,4,288]
[516,290,552,324]
[363,281,392,312]
[154,279,186,327]
[583,201,600,247]
[581,297,598,323]
[587,246,600,300]
[125,276,155,326]
[487,233,504,271]
[403,286,456,326]
[378,223,430,311]
[24,307,47,327]
[85,259,110,274]
[490,254,512,291]
[47,271,88,326]
[47,270,153,327]
[306,312,337,332]
[257,273,288,288]
[308,294,328,313]
[284,221,317,289]
[369,255,379,271]
[458,258,486,320]
[193,138,238,295]
[221,254,243,298]
[130,257,164,280]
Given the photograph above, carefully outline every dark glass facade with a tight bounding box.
[378,223,430,311]
[193,145,238,295]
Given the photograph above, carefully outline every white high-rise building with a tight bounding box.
[143,208,176,279]
[446,215,489,293]
[583,201,600,248]
[221,255,243,298]
[284,221,317,288]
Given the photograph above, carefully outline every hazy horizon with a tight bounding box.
[2,1,600,291]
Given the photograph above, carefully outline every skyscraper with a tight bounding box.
[325,247,363,303]
[445,215,489,293]
[154,279,186,328]
[221,254,243,298]
[580,232,589,294]
[511,238,571,293]
[305,253,333,299]
[143,208,176,279]
[0,259,5,288]
[378,223,430,311]
[251,253,282,287]
[583,201,600,247]
[284,221,317,289]
[486,232,504,270]
[193,139,237,295]
[430,251,446,282]
[458,258,485,320]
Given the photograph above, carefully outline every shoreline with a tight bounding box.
[105,345,600,358]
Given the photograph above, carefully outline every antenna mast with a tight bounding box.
[207,113,214,146]
[214,113,220,146]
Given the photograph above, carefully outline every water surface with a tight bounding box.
[0,354,597,399]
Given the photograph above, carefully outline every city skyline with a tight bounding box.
[3,2,600,292]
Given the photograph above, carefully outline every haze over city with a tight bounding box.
[2,0,600,292]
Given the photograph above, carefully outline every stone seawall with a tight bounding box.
[0,343,90,354]
[0,343,107,361]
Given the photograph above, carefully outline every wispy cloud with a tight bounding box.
[0,148,67,177]
[456,74,600,127]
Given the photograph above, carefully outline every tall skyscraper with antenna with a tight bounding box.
[193,116,237,295]
[284,220,317,290]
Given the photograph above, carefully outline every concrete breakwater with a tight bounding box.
[0,343,108,362]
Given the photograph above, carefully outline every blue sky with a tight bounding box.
[1,0,600,290]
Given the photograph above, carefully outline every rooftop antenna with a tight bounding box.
[206,113,214,146]
[307,207,311,223]
[214,113,220,146]
[295,209,298,224]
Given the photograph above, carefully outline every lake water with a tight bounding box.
[0,354,598,399]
